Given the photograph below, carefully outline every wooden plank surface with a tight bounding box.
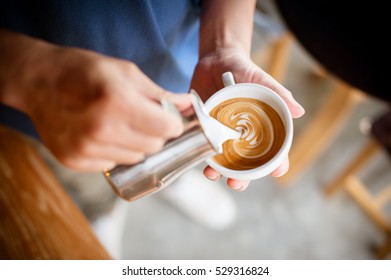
[0,124,111,259]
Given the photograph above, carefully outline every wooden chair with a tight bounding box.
[255,0,391,259]
[0,124,111,259]
[263,32,294,83]
[252,29,367,185]
[377,233,391,259]
[324,109,391,259]
[266,0,388,185]
[278,79,366,185]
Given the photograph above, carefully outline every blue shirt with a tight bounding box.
[0,0,201,137]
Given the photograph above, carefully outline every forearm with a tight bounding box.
[199,0,256,58]
[0,29,52,114]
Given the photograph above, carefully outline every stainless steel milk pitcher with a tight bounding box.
[104,90,239,202]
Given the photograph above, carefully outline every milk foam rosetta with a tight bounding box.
[209,97,286,170]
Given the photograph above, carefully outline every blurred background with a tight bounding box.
[119,0,391,259]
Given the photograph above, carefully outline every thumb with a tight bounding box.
[163,92,193,112]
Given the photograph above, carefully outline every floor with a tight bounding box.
[117,3,391,260]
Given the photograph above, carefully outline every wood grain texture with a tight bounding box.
[277,82,364,185]
[324,139,379,196]
[0,124,111,259]
[344,176,391,233]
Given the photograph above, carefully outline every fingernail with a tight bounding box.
[273,170,285,177]
[296,102,305,115]
[289,101,305,118]
[285,92,305,118]
[171,121,184,137]
[208,174,220,181]
[230,181,242,190]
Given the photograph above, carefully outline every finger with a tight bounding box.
[163,92,193,112]
[126,95,184,139]
[77,105,168,155]
[92,145,145,165]
[62,139,145,167]
[269,85,305,118]
[283,93,305,119]
[203,165,222,181]
[87,84,185,141]
[61,157,116,172]
[271,157,290,177]
[98,123,166,155]
[181,104,195,118]
[256,71,305,118]
[227,178,251,192]
[204,166,250,191]
[273,87,305,118]
[129,70,193,116]
[132,70,192,112]
[108,75,185,139]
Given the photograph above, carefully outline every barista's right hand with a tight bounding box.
[0,29,192,171]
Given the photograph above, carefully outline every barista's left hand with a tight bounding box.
[190,48,305,191]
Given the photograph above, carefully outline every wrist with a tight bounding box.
[198,0,255,59]
[199,32,251,60]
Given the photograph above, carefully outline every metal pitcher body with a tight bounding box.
[104,121,216,202]
[104,87,240,202]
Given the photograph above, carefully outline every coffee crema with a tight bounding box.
[209,97,286,170]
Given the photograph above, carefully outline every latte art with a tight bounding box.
[209,97,286,170]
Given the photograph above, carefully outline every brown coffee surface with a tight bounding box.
[209,97,286,170]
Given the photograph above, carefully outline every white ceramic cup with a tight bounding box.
[204,72,293,180]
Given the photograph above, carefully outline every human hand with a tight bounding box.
[1,31,192,171]
[190,48,305,191]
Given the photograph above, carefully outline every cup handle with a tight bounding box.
[222,71,236,87]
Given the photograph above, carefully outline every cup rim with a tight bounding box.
[204,83,293,180]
